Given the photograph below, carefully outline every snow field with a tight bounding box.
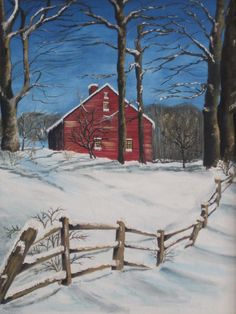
[0,149,235,313]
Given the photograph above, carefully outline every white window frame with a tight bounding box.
[94,137,102,150]
[104,91,109,99]
[126,138,133,152]
[103,100,110,112]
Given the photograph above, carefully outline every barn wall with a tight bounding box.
[48,123,64,150]
[50,85,154,161]
[143,119,154,162]
[63,86,119,159]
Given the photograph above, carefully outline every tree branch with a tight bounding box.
[108,0,120,13]
[185,9,211,41]
[82,7,118,31]
[4,0,19,33]
[189,0,215,25]
[173,21,214,62]
[124,6,157,24]
[8,1,75,38]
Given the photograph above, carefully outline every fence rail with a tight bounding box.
[0,173,234,304]
[4,272,66,304]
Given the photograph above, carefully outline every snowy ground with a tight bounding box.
[0,149,235,314]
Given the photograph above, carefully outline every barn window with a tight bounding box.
[103,92,109,112]
[64,121,77,127]
[94,137,102,150]
[126,138,133,152]
[103,101,109,112]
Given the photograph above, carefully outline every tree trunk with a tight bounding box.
[88,145,96,159]
[21,135,26,151]
[1,99,20,152]
[219,0,236,162]
[116,5,126,165]
[203,0,225,168]
[181,148,186,168]
[0,1,20,152]
[135,25,146,164]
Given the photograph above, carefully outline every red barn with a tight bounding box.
[48,83,155,161]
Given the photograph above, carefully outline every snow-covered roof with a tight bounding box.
[47,83,155,132]
[47,83,107,133]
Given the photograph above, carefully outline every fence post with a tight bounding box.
[60,217,72,285]
[228,174,234,184]
[156,230,165,266]
[201,203,209,228]
[0,227,37,304]
[185,221,202,248]
[215,178,222,206]
[112,221,125,270]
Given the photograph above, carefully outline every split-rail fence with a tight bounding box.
[0,173,234,304]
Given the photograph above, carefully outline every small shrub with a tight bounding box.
[4,224,21,239]
[5,207,90,273]
[217,160,236,177]
[63,151,74,161]
[0,151,23,167]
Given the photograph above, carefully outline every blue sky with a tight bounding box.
[12,0,216,115]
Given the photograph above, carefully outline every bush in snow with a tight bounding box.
[217,160,236,177]
[4,224,21,239]
[0,150,23,167]
[5,207,90,273]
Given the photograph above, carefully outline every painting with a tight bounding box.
[0,1,235,313]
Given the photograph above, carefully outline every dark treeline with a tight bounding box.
[146,104,203,167]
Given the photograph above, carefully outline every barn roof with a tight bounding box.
[47,83,155,132]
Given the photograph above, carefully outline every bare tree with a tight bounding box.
[18,112,38,151]
[202,0,225,168]
[146,104,202,165]
[219,0,236,162]
[162,106,201,168]
[18,112,60,150]
[127,20,171,164]
[0,0,75,152]
[151,0,225,168]
[70,106,106,159]
[132,24,147,164]
[80,1,156,164]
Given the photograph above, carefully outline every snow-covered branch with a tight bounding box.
[4,0,19,32]
[185,9,211,41]
[82,7,118,31]
[124,5,164,24]
[8,1,75,39]
[173,22,214,62]
[189,0,215,24]
[157,81,206,100]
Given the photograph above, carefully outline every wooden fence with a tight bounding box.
[0,174,234,304]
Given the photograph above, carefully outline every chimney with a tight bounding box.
[88,83,99,95]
